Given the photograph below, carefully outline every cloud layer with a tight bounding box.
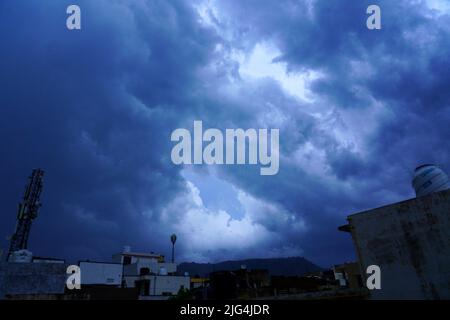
[1,0,449,267]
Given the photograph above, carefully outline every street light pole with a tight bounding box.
[170,234,177,263]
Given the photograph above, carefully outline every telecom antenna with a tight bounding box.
[8,169,45,258]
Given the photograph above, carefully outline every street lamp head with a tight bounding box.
[170,233,177,245]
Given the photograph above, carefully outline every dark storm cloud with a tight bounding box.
[1,0,449,267]
[0,0,219,261]
[207,0,450,265]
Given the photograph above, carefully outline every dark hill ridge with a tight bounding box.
[178,257,323,277]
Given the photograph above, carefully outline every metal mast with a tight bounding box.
[8,169,45,257]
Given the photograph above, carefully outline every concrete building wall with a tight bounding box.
[123,262,157,276]
[79,262,122,286]
[112,253,160,265]
[347,189,450,299]
[139,275,190,296]
[123,261,177,276]
[123,275,139,288]
[0,262,67,299]
[158,262,177,274]
[123,274,189,297]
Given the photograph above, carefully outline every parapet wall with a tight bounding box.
[348,189,450,299]
[0,262,67,299]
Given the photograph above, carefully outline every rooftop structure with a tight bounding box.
[340,188,450,299]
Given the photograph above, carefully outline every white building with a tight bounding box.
[112,249,176,276]
[79,261,123,286]
[133,275,190,299]
[112,247,189,299]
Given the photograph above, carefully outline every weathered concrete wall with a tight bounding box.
[0,262,67,299]
[347,189,450,299]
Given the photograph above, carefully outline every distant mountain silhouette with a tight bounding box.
[178,257,323,277]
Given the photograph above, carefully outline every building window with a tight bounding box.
[140,267,150,275]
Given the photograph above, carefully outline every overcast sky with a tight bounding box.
[1,0,449,267]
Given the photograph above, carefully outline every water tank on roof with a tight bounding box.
[412,164,450,197]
